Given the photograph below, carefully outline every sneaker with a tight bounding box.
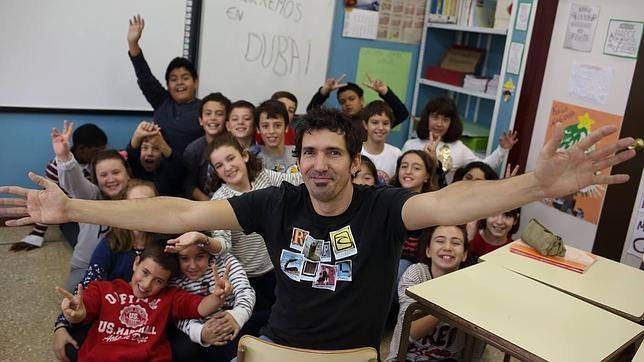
[21,234,44,247]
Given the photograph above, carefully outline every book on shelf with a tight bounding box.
[486,74,500,94]
[463,74,489,92]
[494,0,512,30]
[509,240,598,273]
[428,0,458,24]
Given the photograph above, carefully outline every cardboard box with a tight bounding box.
[440,45,484,73]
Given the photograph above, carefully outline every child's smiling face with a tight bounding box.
[178,245,210,281]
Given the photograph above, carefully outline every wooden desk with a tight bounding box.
[480,241,644,322]
[401,262,644,361]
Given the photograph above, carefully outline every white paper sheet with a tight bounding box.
[604,19,643,58]
[506,42,524,75]
[569,62,614,105]
[515,3,532,31]
[342,8,379,40]
[564,3,600,52]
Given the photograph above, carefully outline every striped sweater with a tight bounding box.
[170,253,255,346]
[211,169,302,277]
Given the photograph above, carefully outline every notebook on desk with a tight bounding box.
[510,240,598,273]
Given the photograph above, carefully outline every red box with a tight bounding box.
[424,66,465,86]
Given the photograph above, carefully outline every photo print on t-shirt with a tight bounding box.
[300,259,319,281]
[320,241,332,262]
[329,225,358,260]
[312,263,338,291]
[336,260,352,281]
[290,227,309,252]
[302,235,324,261]
[280,249,304,281]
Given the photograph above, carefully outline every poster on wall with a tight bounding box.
[563,3,600,52]
[542,101,622,225]
[604,19,643,59]
[355,47,412,104]
[342,1,379,40]
[377,0,426,44]
[628,210,644,258]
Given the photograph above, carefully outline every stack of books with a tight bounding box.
[463,74,489,92]
[427,0,509,29]
[509,240,598,273]
[486,74,500,95]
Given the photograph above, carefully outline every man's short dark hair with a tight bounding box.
[139,237,179,277]
[164,57,198,83]
[270,91,298,106]
[362,100,394,124]
[200,92,232,117]
[254,99,290,127]
[71,123,107,153]
[336,82,364,101]
[294,107,362,161]
[416,96,462,143]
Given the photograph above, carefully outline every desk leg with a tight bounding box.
[462,333,475,361]
[397,302,426,362]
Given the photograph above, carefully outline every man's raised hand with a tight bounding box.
[534,123,635,199]
[0,172,70,226]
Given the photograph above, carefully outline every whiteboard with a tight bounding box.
[197,0,336,114]
[0,0,188,111]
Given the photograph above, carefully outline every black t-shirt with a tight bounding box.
[228,183,414,350]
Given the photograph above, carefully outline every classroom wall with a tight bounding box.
[520,0,640,252]
[0,4,419,189]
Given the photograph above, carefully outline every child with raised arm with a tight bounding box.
[10,123,107,251]
[127,121,184,196]
[53,180,158,362]
[360,100,402,184]
[56,243,231,362]
[306,74,409,140]
[402,96,518,182]
[127,15,202,155]
[52,121,132,291]
[165,235,255,361]
[183,93,232,200]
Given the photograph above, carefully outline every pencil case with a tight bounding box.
[520,219,566,257]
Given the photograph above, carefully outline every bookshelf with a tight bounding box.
[419,78,497,100]
[408,0,534,156]
[427,22,508,35]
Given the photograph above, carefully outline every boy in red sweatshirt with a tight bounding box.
[56,243,231,361]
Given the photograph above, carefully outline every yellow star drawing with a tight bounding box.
[577,112,595,131]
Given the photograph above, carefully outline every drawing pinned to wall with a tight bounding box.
[603,19,643,59]
[542,101,622,225]
[502,79,515,102]
[506,42,524,75]
[563,3,600,52]
[569,62,614,105]
[377,0,426,44]
[515,3,532,32]
[343,0,379,39]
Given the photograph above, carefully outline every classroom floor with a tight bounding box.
[0,225,511,361]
